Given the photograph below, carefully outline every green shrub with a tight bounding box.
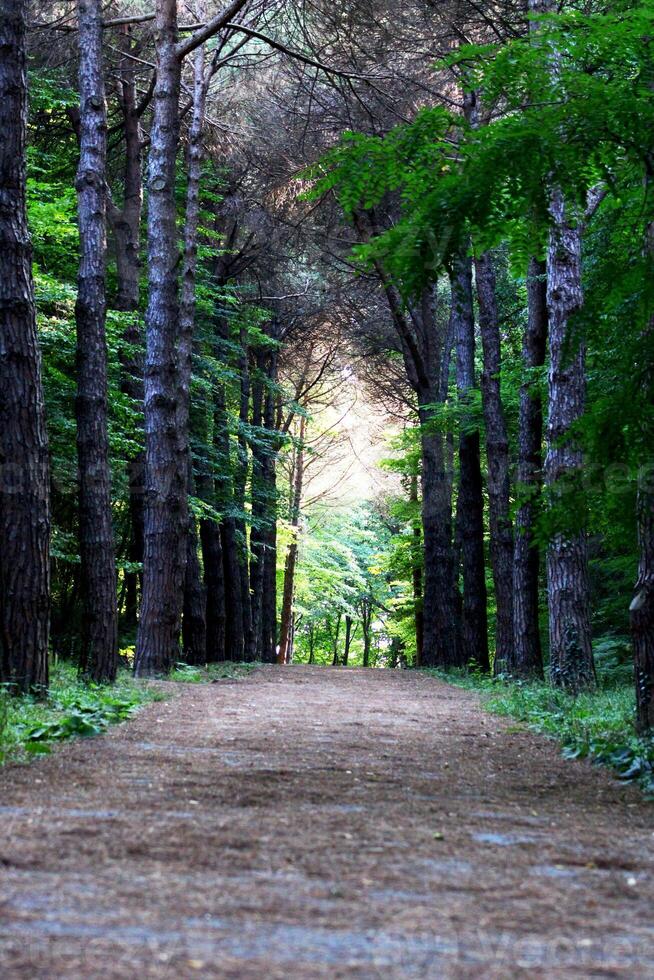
[0,662,162,763]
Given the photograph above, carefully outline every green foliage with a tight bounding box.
[169,662,260,683]
[0,663,162,763]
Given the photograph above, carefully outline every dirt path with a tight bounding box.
[0,666,653,979]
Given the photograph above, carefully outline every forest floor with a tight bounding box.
[0,666,653,979]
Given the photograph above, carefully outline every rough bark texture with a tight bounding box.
[545,190,594,692]
[75,0,118,683]
[512,258,547,679]
[0,0,51,692]
[108,28,144,631]
[179,38,208,665]
[451,255,489,670]
[134,0,187,676]
[249,348,278,663]
[474,252,514,674]
[378,272,461,668]
[259,351,280,664]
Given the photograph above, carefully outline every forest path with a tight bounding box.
[0,666,653,979]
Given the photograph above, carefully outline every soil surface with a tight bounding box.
[0,665,653,979]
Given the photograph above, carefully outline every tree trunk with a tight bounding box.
[108,28,144,632]
[257,347,279,663]
[343,615,355,665]
[0,0,51,693]
[235,329,253,660]
[249,360,266,659]
[419,407,462,667]
[362,602,372,668]
[545,189,594,692]
[512,258,547,678]
[474,252,514,674]
[278,415,306,664]
[631,202,654,730]
[74,0,118,683]
[451,254,489,670]
[179,37,208,666]
[134,0,187,676]
[331,612,342,666]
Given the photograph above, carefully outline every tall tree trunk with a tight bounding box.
[134,0,187,676]
[451,254,489,670]
[331,612,343,666]
[179,36,208,665]
[512,258,547,678]
[74,0,118,682]
[629,199,654,728]
[343,615,355,665]
[259,349,279,664]
[419,405,462,667]
[108,28,144,632]
[475,252,514,674]
[0,0,51,693]
[235,328,253,660]
[545,190,594,692]
[361,602,372,668]
[278,416,306,664]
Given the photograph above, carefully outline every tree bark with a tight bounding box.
[474,252,514,674]
[343,615,355,665]
[235,328,254,660]
[278,415,306,664]
[134,0,187,676]
[512,258,547,678]
[451,254,489,670]
[179,35,209,665]
[331,612,343,666]
[0,0,51,693]
[544,190,594,692]
[108,27,144,631]
[361,601,372,668]
[74,0,118,683]
[630,208,654,729]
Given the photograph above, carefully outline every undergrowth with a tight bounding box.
[169,661,261,683]
[431,636,654,799]
[0,661,163,764]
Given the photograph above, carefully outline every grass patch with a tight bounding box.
[430,640,654,799]
[0,661,163,764]
[169,661,261,683]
